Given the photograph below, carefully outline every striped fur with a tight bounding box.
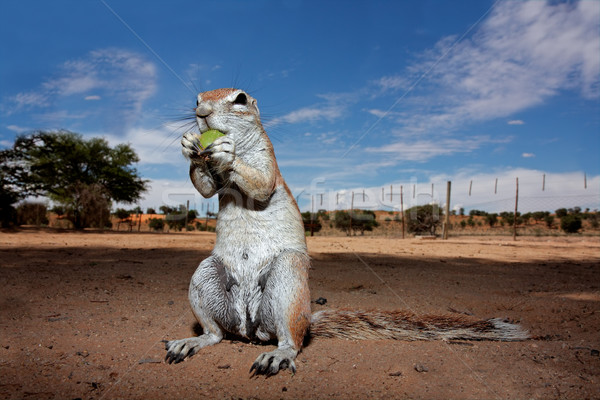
[310,309,529,341]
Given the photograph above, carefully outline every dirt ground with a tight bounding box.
[1,230,599,399]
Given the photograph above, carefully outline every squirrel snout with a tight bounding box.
[196,103,213,118]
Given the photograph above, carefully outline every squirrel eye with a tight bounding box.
[233,93,248,106]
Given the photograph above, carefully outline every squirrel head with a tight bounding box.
[195,89,264,149]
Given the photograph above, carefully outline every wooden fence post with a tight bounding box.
[443,181,451,240]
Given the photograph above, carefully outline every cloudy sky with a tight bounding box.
[1,0,598,213]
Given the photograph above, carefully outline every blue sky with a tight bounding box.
[1,0,599,213]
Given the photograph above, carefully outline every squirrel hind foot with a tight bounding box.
[250,348,297,377]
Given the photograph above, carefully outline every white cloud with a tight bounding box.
[6,124,29,133]
[376,1,599,133]
[91,122,189,166]
[374,75,410,91]
[2,48,157,132]
[365,109,404,119]
[267,104,344,126]
[508,120,524,125]
[522,152,535,158]
[364,136,511,162]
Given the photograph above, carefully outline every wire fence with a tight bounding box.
[300,173,599,215]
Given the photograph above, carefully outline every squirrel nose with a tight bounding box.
[196,103,212,118]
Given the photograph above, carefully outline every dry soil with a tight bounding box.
[1,230,599,399]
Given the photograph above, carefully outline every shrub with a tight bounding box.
[114,208,131,220]
[302,211,322,234]
[560,214,582,234]
[166,213,185,231]
[544,215,555,229]
[148,218,165,232]
[485,213,498,227]
[334,210,379,235]
[469,209,487,216]
[405,204,442,235]
[555,208,568,218]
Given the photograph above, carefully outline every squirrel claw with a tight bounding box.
[199,143,215,156]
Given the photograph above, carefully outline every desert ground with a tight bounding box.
[0,229,599,399]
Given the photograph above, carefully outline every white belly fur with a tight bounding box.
[211,184,306,337]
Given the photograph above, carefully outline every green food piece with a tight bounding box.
[199,129,225,149]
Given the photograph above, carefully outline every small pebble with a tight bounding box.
[414,363,429,373]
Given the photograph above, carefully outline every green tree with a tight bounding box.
[0,148,30,227]
[405,204,442,235]
[5,130,147,229]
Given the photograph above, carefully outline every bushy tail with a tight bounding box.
[310,309,528,341]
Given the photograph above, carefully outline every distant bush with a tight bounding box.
[195,221,215,232]
[148,218,165,232]
[114,208,131,220]
[334,210,379,235]
[500,211,521,226]
[469,209,488,216]
[485,213,498,227]
[555,208,568,218]
[560,214,582,234]
[405,204,442,235]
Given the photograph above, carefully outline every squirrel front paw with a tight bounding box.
[206,136,235,169]
[181,131,203,162]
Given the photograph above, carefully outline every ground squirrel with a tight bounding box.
[164,88,528,376]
